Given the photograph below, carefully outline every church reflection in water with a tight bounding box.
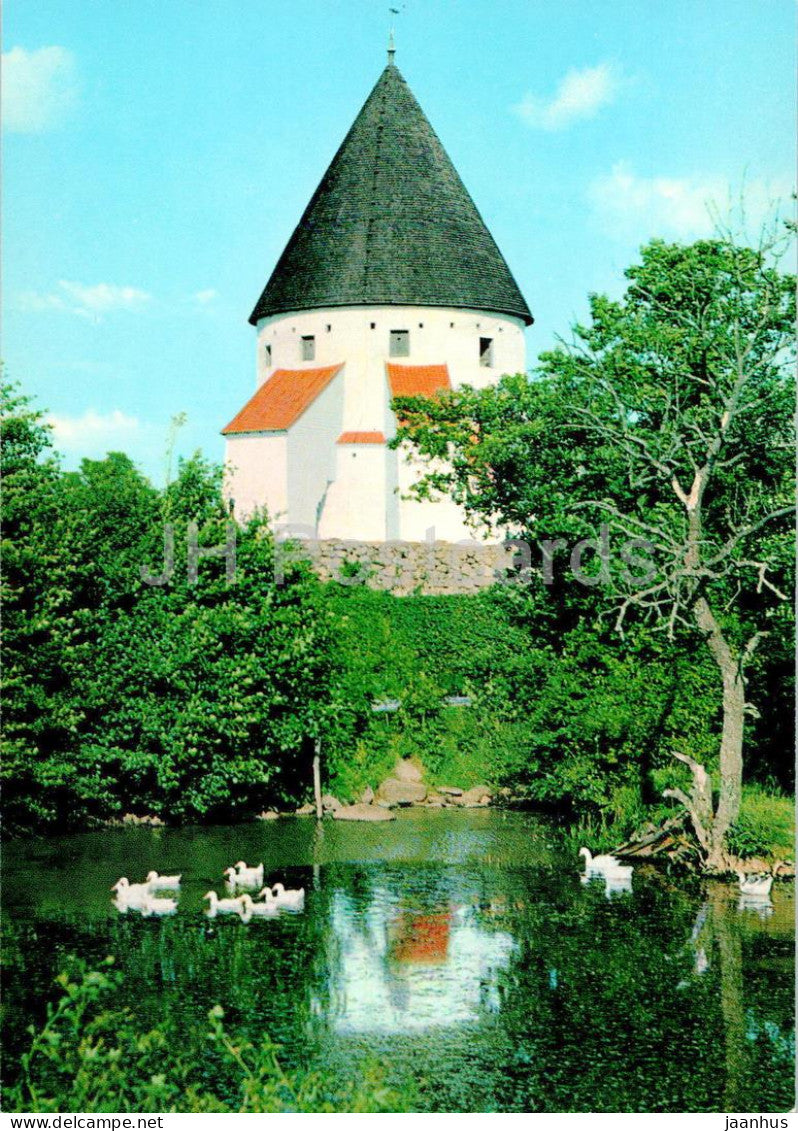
[325,890,515,1033]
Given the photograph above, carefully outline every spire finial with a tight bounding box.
[387,7,399,64]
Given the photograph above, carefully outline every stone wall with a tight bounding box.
[277,538,519,596]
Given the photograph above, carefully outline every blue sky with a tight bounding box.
[3,0,794,483]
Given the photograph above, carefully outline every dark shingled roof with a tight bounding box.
[249,63,533,326]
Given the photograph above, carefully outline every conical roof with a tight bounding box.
[249,63,532,326]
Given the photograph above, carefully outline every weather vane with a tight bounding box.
[388,5,402,64]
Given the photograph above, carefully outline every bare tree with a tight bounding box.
[394,222,794,870]
[559,225,795,868]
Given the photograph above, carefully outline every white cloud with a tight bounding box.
[2,46,78,133]
[59,281,151,314]
[17,280,152,321]
[17,291,69,314]
[47,409,141,456]
[45,410,186,478]
[514,63,621,130]
[193,288,218,305]
[589,164,793,241]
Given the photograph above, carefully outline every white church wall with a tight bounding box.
[394,444,480,543]
[285,367,344,535]
[224,432,288,523]
[318,442,388,541]
[255,305,526,404]
[244,303,526,542]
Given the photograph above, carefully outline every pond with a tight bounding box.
[2,810,794,1112]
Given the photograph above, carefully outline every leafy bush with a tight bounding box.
[1,384,333,830]
[3,958,406,1113]
[726,785,795,860]
[321,586,542,795]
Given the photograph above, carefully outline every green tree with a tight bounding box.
[1,383,334,830]
[394,233,795,868]
[0,382,83,827]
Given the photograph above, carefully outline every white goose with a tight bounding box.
[235,861,264,887]
[141,894,177,916]
[223,866,262,890]
[262,882,305,910]
[237,893,280,921]
[146,870,181,890]
[736,871,774,897]
[111,877,150,905]
[204,890,246,916]
[579,847,629,875]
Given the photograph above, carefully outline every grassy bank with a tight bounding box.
[319,585,794,863]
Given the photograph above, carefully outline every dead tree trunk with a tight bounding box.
[694,596,745,869]
[313,739,323,822]
[663,596,747,871]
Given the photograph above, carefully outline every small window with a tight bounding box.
[479,337,494,367]
[389,329,409,357]
[301,335,315,361]
[264,343,272,366]
[370,322,376,330]
[326,324,332,332]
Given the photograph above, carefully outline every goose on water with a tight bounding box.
[224,863,264,889]
[223,866,263,890]
[580,869,633,896]
[602,871,634,897]
[204,891,246,915]
[111,877,150,904]
[146,870,181,890]
[261,882,305,910]
[141,894,178,916]
[237,893,279,921]
[736,871,774,897]
[235,861,264,886]
[579,847,627,874]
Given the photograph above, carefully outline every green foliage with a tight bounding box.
[319,584,730,830]
[726,785,795,860]
[1,381,333,830]
[392,235,796,842]
[321,586,543,795]
[4,219,795,860]
[3,958,405,1113]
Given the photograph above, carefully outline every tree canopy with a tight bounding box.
[393,234,795,866]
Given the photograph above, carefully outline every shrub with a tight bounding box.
[726,785,795,860]
[3,958,406,1113]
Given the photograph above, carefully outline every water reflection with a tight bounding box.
[580,872,634,898]
[1,812,794,1112]
[327,891,514,1032]
[738,894,774,919]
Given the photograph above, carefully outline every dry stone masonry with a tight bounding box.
[282,538,519,596]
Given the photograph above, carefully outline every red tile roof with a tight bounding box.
[222,365,342,434]
[337,431,386,444]
[386,363,451,399]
